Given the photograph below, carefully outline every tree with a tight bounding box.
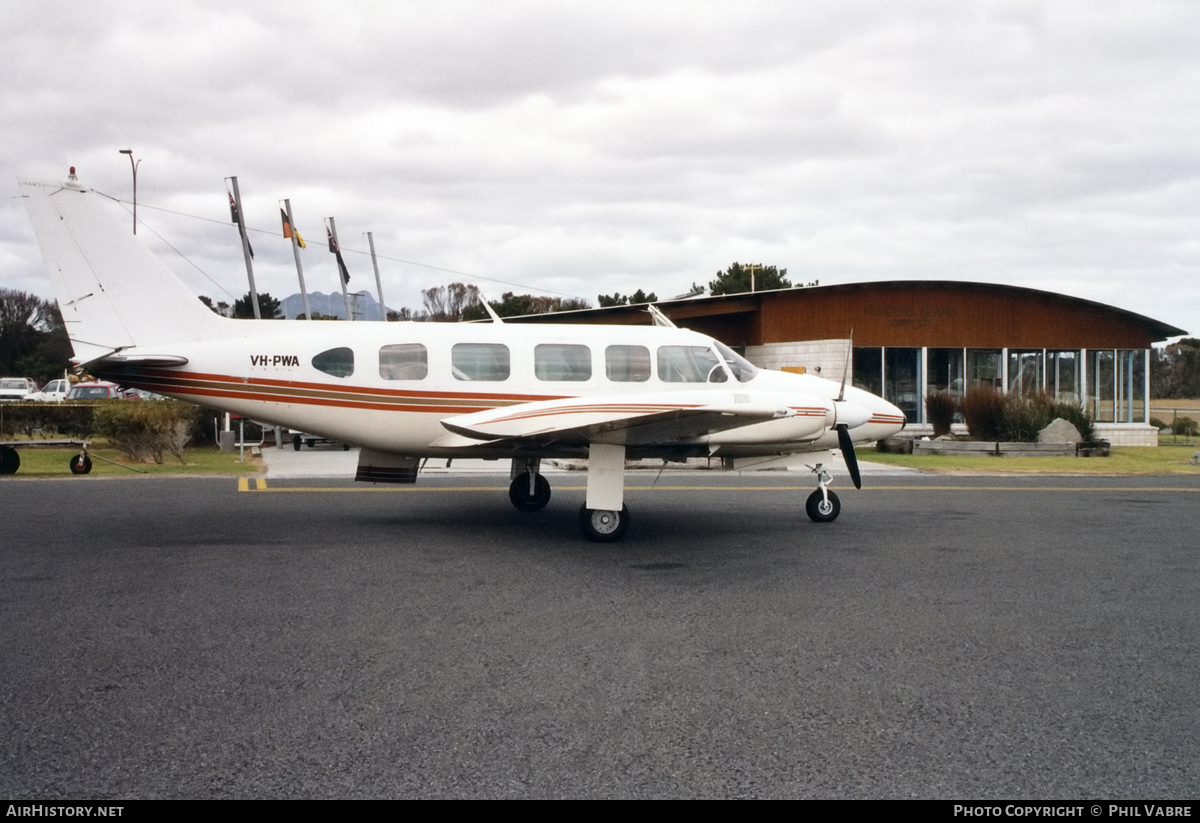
[597,289,657,307]
[708,263,791,296]
[462,292,592,321]
[232,292,283,319]
[422,283,481,322]
[387,307,428,322]
[1151,338,1200,399]
[198,295,233,317]
[0,289,72,383]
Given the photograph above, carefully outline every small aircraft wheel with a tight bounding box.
[306,439,315,448]
[293,434,302,451]
[509,473,551,512]
[805,489,840,523]
[69,454,92,475]
[579,504,629,542]
[0,446,20,475]
[343,443,350,451]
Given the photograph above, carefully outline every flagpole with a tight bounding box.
[326,216,354,321]
[228,176,260,319]
[367,232,387,321]
[283,199,311,320]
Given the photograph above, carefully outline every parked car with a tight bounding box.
[0,378,39,402]
[66,381,125,400]
[24,378,70,402]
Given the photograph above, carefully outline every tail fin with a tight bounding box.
[19,174,226,363]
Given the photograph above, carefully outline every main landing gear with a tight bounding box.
[579,504,629,542]
[805,463,841,523]
[508,459,551,512]
[508,447,633,542]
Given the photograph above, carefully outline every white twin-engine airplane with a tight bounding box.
[19,172,905,541]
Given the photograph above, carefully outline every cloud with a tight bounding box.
[2,0,1196,333]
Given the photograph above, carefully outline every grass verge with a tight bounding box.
[865,445,1200,475]
[1,446,263,478]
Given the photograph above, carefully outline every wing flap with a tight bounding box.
[440,391,792,447]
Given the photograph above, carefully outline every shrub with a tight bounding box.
[1003,392,1049,442]
[1172,416,1199,436]
[961,387,1006,441]
[93,400,203,464]
[961,387,1095,442]
[925,391,957,437]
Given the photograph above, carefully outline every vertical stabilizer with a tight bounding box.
[19,175,226,363]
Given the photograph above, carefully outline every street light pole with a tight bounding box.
[118,149,140,234]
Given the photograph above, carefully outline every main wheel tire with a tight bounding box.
[69,454,92,475]
[509,473,552,512]
[805,489,840,522]
[579,504,629,542]
[293,434,302,451]
[0,446,20,475]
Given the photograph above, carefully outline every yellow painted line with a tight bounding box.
[238,481,1199,494]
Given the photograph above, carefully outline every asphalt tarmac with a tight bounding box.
[2,469,1198,798]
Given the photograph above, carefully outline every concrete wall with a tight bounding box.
[1094,423,1159,447]
[744,338,851,381]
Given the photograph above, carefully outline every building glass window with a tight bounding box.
[852,347,882,396]
[967,349,1002,391]
[452,343,510,381]
[606,345,651,382]
[1047,350,1080,404]
[885,347,920,422]
[1007,350,1044,395]
[379,344,428,380]
[535,344,592,381]
[1090,349,1145,423]
[927,348,966,397]
[312,347,354,378]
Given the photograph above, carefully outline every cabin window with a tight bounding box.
[452,343,510,381]
[605,345,651,382]
[657,345,725,383]
[535,344,592,381]
[712,340,758,383]
[379,344,428,380]
[312,346,354,378]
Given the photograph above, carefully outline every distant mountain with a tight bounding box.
[279,290,395,320]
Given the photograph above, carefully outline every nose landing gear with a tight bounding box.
[805,464,841,522]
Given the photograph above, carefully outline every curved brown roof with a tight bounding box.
[516,280,1186,349]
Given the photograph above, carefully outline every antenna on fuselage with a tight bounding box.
[482,301,504,323]
[647,304,676,328]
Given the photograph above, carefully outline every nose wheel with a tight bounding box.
[805,489,840,522]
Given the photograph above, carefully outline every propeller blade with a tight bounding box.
[836,423,862,490]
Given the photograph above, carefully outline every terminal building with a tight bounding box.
[517,281,1187,446]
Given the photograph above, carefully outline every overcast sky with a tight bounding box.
[3,0,1196,336]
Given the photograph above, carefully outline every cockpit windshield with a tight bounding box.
[712,340,758,383]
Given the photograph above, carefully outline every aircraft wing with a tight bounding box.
[438,390,799,447]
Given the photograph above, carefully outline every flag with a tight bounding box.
[280,209,306,248]
[327,227,350,284]
[228,192,254,258]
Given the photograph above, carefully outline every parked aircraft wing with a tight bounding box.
[440,391,797,447]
